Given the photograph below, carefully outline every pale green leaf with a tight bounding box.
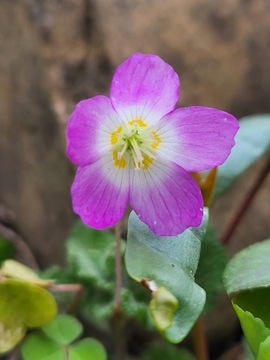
[0,279,57,328]
[0,321,25,354]
[223,239,270,295]
[216,114,270,197]
[1,260,52,286]
[125,210,208,343]
[150,287,178,331]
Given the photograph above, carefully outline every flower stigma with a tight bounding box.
[110,120,162,170]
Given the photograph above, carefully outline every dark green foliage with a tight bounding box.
[196,225,228,311]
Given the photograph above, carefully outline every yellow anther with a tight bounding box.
[113,150,127,168]
[111,126,122,145]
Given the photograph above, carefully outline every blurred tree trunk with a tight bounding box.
[0,0,269,272]
[0,1,75,267]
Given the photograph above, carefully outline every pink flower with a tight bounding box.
[66,53,238,236]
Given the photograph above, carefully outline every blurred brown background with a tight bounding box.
[0,0,269,269]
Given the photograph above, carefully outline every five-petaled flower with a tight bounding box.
[66,53,239,236]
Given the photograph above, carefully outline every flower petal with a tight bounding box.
[71,155,129,229]
[130,160,203,236]
[110,53,180,124]
[66,95,121,166]
[157,107,239,171]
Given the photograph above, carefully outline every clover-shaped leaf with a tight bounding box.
[21,333,64,360]
[42,315,83,346]
[69,338,107,360]
[22,316,107,360]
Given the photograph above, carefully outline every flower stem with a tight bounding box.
[114,221,123,315]
[112,221,126,360]
[221,153,270,245]
[192,317,209,360]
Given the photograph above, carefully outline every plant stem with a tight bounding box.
[221,153,270,245]
[190,169,216,360]
[48,283,84,313]
[112,221,126,360]
[192,317,209,360]
[114,221,123,315]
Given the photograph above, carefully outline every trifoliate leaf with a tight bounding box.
[42,315,83,345]
[21,333,64,360]
[69,338,107,360]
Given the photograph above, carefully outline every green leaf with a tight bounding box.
[257,335,270,360]
[0,279,57,353]
[0,237,15,263]
[223,239,270,295]
[121,287,152,328]
[0,320,26,354]
[150,287,178,331]
[21,333,64,360]
[65,222,121,325]
[125,210,208,343]
[66,222,116,287]
[215,114,270,197]
[196,225,227,311]
[0,279,57,328]
[42,315,83,345]
[233,288,270,357]
[69,338,107,360]
[224,239,270,358]
[142,341,195,360]
[1,260,52,286]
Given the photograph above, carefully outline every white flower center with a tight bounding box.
[110,120,161,169]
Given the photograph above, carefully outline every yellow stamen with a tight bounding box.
[151,131,162,150]
[128,119,147,127]
[142,155,154,169]
[110,119,162,170]
[113,150,127,168]
[111,126,122,145]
